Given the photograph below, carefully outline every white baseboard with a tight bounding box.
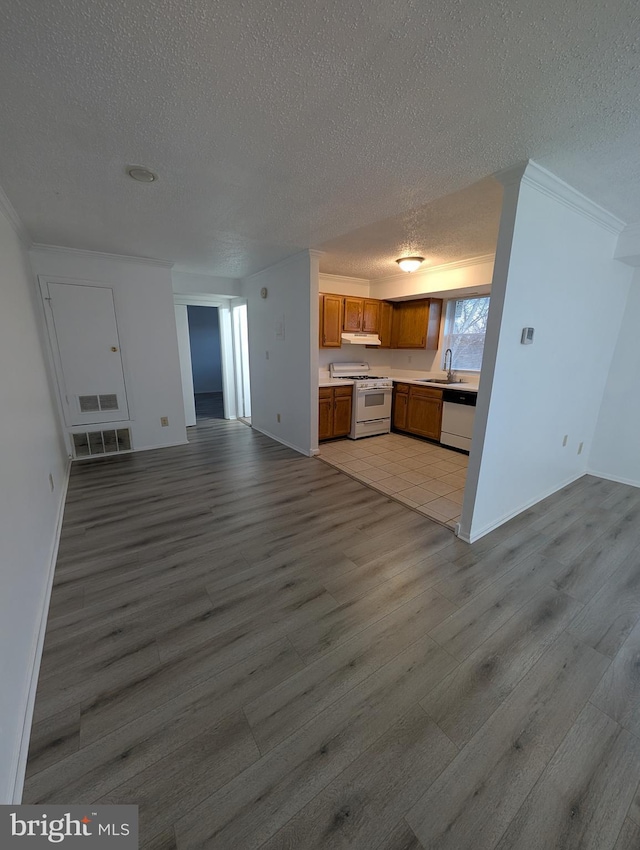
[10,458,71,804]
[251,426,311,457]
[464,471,587,544]
[586,468,640,489]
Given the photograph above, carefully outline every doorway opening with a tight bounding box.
[232,301,251,425]
[174,295,251,430]
[186,306,224,422]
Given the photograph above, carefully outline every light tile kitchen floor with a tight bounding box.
[318,433,468,529]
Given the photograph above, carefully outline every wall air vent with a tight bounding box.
[99,394,119,411]
[78,394,120,413]
[79,395,100,412]
[72,428,132,458]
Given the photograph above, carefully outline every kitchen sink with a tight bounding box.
[419,378,463,384]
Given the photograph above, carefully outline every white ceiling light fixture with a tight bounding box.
[126,165,158,183]
[396,256,424,273]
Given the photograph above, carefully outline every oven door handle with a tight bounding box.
[356,386,393,396]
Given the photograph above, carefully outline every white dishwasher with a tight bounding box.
[440,389,477,452]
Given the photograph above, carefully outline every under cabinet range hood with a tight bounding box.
[341,332,381,345]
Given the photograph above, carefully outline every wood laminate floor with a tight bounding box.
[194,392,224,420]
[24,415,640,849]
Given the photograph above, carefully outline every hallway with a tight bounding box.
[22,415,640,850]
[194,391,224,421]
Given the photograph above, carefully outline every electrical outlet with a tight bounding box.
[578,442,584,455]
[49,473,54,492]
[562,435,568,447]
[408,355,412,364]
[160,416,169,427]
[266,351,270,360]
[277,413,281,423]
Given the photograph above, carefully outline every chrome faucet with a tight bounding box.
[444,348,456,382]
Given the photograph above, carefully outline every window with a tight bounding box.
[442,296,490,371]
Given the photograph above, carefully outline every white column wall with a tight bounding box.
[241,252,315,455]
[0,209,67,803]
[589,270,640,486]
[461,166,631,541]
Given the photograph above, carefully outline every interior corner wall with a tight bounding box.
[29,249,187,452]
[241,252,314,455]
[589,269,640,486]
[0,210,67,803]
[463,178,632,541]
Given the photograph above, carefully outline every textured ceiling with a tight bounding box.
[0,0,639,277]
[319,177,502,278]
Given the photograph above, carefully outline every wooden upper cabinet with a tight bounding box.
[343,297,380,333]
[391,299,443,349]
[320,294,343,348]
[319,292,439,349]
[377,301,394,348]
[362,299,380,333]
[343,297,364,332]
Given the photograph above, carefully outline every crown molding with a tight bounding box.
[493,162,528,188]
[319,272,370,285]
[0,184,31,246]
[374,253,495,285]
[614,220,640,266]
[513,160,625,235]
[30,243,174,268]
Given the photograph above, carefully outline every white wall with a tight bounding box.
[172,270,241,298]
[589,270,640,485]
[174,305,197,427]
[319,273,370,297]
[461,163,632,541]
[0,209,68,802]
[318,347,393,372]
[369,256,494,301]
[241,251,317,455]
[30,247,187,452]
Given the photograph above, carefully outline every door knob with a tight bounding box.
[111,346,118,352]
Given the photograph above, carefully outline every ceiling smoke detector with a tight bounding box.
[127,166,158,183]
[395,256,424,273]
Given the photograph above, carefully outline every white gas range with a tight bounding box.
[329,362,393,439]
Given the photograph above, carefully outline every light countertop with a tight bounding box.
[391,374,479,392]
[318,374,479,391]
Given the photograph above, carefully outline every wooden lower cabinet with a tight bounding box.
[392,383,409,430]
[319,385,353,441]
[393,384,443,441]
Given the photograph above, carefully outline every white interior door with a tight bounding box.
[43,281,129,426]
